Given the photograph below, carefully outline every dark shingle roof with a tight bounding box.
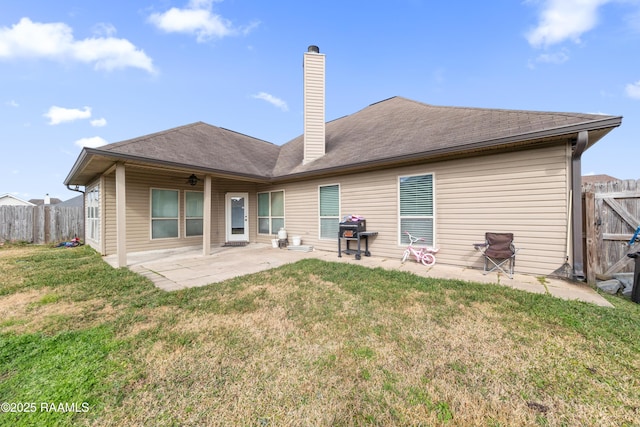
[67,96,621,184]
[273,97,619,176]
[58,195,84,207]
[101,122,280,179]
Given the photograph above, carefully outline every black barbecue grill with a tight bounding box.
[338,219,377,260]
[339,220,366,238]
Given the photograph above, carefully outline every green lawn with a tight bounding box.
[1,244,639,426]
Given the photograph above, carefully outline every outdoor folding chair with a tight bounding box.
[473,233,519,279]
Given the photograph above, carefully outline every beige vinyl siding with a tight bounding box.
[101,167,259,255]
[436,144,571,275]
[303,51,325,164]
[258,143,571,275]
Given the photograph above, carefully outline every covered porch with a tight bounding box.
[89,162,270,268]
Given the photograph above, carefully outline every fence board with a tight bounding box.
[0,205,83,244]
[582,179,640,277]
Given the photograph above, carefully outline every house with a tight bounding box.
[582,174,619,186]
[28,194,63,206]
[64,46,622,279]
[57,195,84,208]
[0,194,36,206]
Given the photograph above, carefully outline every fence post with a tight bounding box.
[44,205,51,244]
[584,191,598,286]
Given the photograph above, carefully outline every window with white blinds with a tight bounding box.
[399,174,434,246]
[319,184,340,239]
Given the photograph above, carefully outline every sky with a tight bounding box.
[1,0,639,201]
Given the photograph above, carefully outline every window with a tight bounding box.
[86,185,100,242]
[399,174,434,246]
[258,190,285,235]
[319,184,340,239]
[151,189,179,239]
[185,191,204,237]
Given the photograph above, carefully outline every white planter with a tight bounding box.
[292,236,302,246]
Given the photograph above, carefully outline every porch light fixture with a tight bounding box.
[187,174,199,186]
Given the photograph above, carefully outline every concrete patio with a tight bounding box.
[104,243,613,307]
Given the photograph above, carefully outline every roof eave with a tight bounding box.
[65,148,273,185]
[64,148,91,186]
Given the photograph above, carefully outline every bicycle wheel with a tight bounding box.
[401,250,410,263]
[421,253,436,266]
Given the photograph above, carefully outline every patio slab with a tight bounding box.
[104,244,613,307]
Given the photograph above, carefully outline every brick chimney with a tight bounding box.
[303,45,325,164]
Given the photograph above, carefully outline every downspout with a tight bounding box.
[67,184,86,244]
[571,131,588,281]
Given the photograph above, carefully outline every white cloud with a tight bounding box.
[44,106,91,125]
[148,0,258,42]
[252,92,288,111]
[625,80,640,99]
[5,100,18,107]
[0,17,155,73]
[526,0,612,48]
[74,136,108,148]
[535,50,569,64]
[90,117,107,127]
[92,22,117,37]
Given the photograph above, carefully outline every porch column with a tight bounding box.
[203,175,212,256]
[116,162,127,268]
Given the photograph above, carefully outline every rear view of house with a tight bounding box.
[64,46,622,280]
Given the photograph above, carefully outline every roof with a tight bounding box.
[273,97,621,176]
[65,96,622,185]
[0,194,36,206]
[581,174,619,185]
[58,195,83,207]
[29,198,63,206]
[101,122,280,178]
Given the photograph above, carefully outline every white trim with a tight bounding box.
[150,187,180,240]
[85,183,101,244]
[226,192,249,242]
[397,172,436,247]
[318,183,341,240]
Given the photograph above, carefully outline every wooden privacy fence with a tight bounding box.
[0,205,84,244]
[582,179,640,285]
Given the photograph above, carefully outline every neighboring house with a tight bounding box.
[0,194,36,206]
[582,174,619,186]
[28,195,62,206]
[57,195,84,207]
[64,46,622,279]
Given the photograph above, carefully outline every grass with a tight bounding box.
[0,244,639,426]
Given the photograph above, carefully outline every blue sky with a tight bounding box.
[1,0,639,201]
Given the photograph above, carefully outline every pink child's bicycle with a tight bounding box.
[401,231,439,266]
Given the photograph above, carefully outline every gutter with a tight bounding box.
[571,131,588,281]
